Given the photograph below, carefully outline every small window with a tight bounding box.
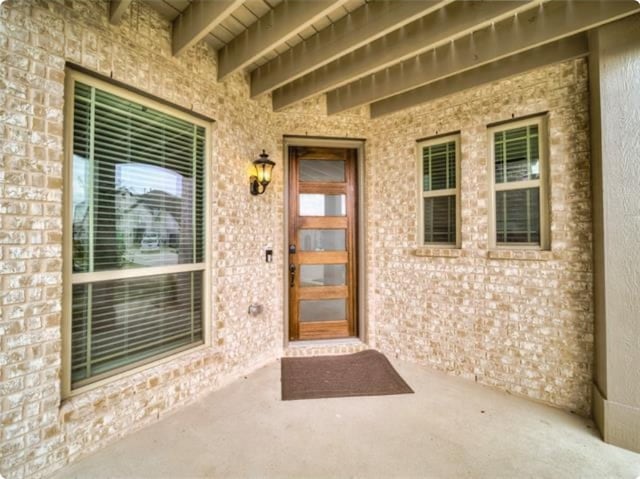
[488,116,549,249]
[417,134,460,247]
[64,71,209,394]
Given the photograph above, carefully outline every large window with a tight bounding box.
[488,116,549,249]
[64,71,208,394]
[417,134,460,247]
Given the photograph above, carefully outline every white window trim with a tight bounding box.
[487,115,550,251]
[417,134,461,248]
[62,69,212,399]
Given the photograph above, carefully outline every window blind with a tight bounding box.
[70,80,206,388]
[424,195,456,244]
[496,188,540,244]
[494,125,540,184]
[422,140,457,245]
[493,124,541,245]
[423,142,456,192]
[72,272,203,384]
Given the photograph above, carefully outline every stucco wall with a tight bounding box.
[0,1,596,478]
[367,59,594,415]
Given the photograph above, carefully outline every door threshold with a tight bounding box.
[283,338,368,357]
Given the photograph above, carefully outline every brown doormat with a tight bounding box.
[281,349,413,400]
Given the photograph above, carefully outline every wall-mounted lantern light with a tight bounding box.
[250,150,275,195]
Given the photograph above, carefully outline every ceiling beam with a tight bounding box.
[172,0,245,57]
[272,0,536,111]
[218,0,350,81]
[109,0,132,25]
[327,0,640,115]
[370,34,589,118]
[250,0,452,97]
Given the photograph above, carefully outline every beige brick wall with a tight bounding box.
[0,0,593,478]
[367,59,593,415]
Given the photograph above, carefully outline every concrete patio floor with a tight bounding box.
[52,357,640,479]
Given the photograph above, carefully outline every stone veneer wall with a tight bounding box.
[0,1,593,478]
[367,59,593,415]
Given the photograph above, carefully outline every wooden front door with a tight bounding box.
[288,146,358,341]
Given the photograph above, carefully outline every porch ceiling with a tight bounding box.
[120,0,640,116]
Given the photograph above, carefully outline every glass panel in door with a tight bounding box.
[299,194,346,216]
[299,299,346,322]
[299,160,345,182]
[299,229,346,251]
[299,264,346,287]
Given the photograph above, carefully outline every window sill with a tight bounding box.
[487,249,553,261]
[61,343,213,402]
[413,247,462,258]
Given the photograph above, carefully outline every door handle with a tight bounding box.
[289,263,296,287]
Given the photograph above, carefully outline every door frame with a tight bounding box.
[283,136,367,347]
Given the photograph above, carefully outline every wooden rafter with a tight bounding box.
[249,0,452,97]
[370,34,589,118]
[271,0,536,111]
[327,0,640,114]
[109,0,132,25]
[172,0,246,57]
[218,0,350,81]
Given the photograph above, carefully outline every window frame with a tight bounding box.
[487,115,550,251]
[62,69,212,398]
[416,133,461,248]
